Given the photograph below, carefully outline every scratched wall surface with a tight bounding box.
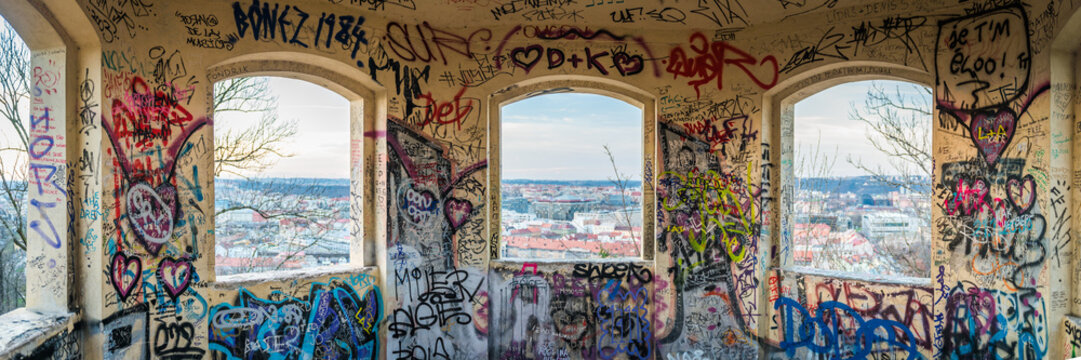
[766,270,935,360]
[26,49,70,314]
[205,271,382,360]
[489,261,655,360]
[10,0,1081,359]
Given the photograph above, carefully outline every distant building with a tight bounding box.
[861,211,920,240]
[503,235,639,259]
[502,196,531,213]
[792,224,874,268]
[501,210,536,226]
[531,195,597,220]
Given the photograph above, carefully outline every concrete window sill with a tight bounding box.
[779,265,932,287]
[493,258,651,266]
[211,263,377,290]
[0,309,76,357]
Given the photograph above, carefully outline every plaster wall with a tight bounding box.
[3,0,1081,359]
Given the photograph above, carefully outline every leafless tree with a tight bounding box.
[212,78,353,275]
[846,81,933,277]
[214,178,345,275]
[212,77,298,177]
[793,135,852,272]
[0,17,30,314]
[847,82,933,197]
[213,110,297,177]
[0,17,29,252]
[793,81,933,278]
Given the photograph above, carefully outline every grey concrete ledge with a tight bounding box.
[0,309,76,359]
[493,257,652,265]
[779,265,932,287]
[212,264,377,290]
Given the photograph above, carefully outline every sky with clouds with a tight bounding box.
[501,93,643,181]
[794,80,931,177]
[215,77,351,179]
[218,82,648,181]
[1,75,930,182]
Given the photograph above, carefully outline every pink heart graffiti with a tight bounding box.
[110,252,142,301]
[946,178,988,216]
[1006,175,1036,214]
[968,108,1017,167]
[157,257,193,300]
[937,84,1049,168]
[444,197,473,229]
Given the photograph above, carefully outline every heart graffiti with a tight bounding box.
[510,45,543,73]
[946,177,989,216]
[111,252,142,301]
[937,84,1049,169]
[968,107,1017,167]
[612,51,644,76]
[399,183,439,225]
[157,257,193,300]
[101,74,210,255]
[444,197,473,229]
[1006,175,1036,214]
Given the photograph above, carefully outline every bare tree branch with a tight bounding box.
[213,110,297,178]
[0,17,29,313]
[795,81,932,278]
[603,144,640,258]
[213,76,275,114]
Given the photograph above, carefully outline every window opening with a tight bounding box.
[213,77,352,275]
[792,80,932,278]
[500,93,643,259]
[0,15,30,314]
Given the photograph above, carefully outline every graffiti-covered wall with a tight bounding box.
[5,0,1081,359]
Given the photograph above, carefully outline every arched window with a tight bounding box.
[789,80,932,278]
[212,76,354,275]
[491,81,656,261]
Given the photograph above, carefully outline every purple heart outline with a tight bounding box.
[1006,175,1036,214]
[110,252,141,301]
[157,256,192,300]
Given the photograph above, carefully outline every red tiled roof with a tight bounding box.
[214,256,304,268]
[503,236,639,256]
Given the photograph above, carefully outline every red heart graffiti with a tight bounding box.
[111,252,142,301]
[157,257,192,300]
[444,197,473,229]
[968,107,1016,167]
[946,178,989,216]
[1006,175,1036,214]
[612,52,644,76]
